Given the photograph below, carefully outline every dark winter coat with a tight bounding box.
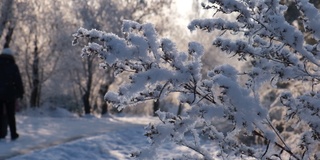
[0,54,24,100]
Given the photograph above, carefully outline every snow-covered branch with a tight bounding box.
[73,0,320,159]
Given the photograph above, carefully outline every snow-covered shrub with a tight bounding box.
[73,0,320,159]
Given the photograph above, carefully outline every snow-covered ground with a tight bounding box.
[0,107,203,160]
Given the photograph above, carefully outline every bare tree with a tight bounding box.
[0,0,14,40]
[12,0,65,107]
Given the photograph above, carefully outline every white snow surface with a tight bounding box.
[0,107,208,160]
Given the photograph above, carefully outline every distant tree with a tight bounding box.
[12,0,66,108]
[0,0,15,51]
[0,0,14,40]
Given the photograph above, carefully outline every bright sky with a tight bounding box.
[176,0,193,14]
[175,0,194,26]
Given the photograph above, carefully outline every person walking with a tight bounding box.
[0,48,24,140]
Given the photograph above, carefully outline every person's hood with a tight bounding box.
[1,48,14,55]
[0,54,15,67]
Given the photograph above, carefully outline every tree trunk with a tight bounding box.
[0,0,14,39]
[3,22,14,48]
[99,68,114,115]
[30,38,40,108]
[153,100,160,116]
[177,103,183,116]
[82,56,93,114]
[99,84,109,115]
[82,91,90,114]
[3,23,14,49]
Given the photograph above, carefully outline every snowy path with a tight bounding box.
[0,109,209,160]
[0,113,155,160]
[0,130,111,159]
[1,135,83,159]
